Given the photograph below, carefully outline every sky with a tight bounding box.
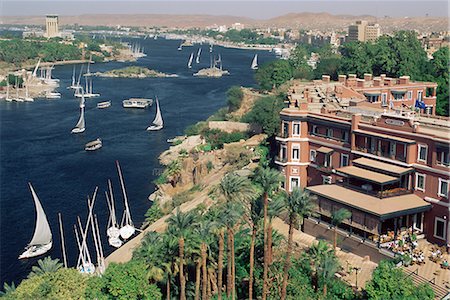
[1,0,448,19]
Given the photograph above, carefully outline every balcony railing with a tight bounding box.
[354,146,406,162]
[275,155,288,163]
[338,182,412,199]
[278,131,289,138]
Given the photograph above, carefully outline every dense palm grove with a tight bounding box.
[1,166,435,299]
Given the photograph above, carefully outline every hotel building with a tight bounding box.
[276,75,449,257]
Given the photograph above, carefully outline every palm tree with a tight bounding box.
[267,192,286,265]
[253,167,283,300]
[317,251,340,298]
[161,229,180,300]
[331,208,352,250]
[0,282,15,296]
[167,208,196,300]
[247,196,263,300]
[278,188,316,300]
[27,257,63,278]
[217,173,254,300]
[194,218,217,300]
[308,240,335,294]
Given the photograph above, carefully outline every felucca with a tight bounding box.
[116,161,135,240]
[19,183,52,259]
[71,92,86,133]
[105,180,123,248]
[251,53,258,70]
[146,96,163,131]
[188,52,194,69]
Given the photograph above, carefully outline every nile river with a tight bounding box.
[0,37,276,284]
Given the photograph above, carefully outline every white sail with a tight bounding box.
[117,161,135,240]
[188,53,194,69]
[32,59,41,78]
[251,54,258,70]
[28,183,52,246]
[152,97,163,127]
[73,96,85,131]
[196,48,201,64]
[72,66,76,86]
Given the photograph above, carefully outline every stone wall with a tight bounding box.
[208,121,262,134]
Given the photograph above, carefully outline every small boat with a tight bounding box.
[45,91,61,99]
[97,101,111,109]
[72,95,86,134]
[67,65,79,89]
[76,77,100,98]
[85,138,102,151]
[116,161,135,240]
[108,237,122,248]
[209,43,213,53]
[251,54,258,70]
[105,180,121,240]
[19,183,53,259]
[177,41,183,51]
[122,98,152,108]
[147,97,163,131]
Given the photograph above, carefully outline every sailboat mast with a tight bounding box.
[108,179,117,226]
[74,223,87,268]
[58,213,68,268]
[116,161,132,225]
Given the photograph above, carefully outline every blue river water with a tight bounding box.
[0,37,276,285]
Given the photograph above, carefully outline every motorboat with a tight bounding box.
[85,138,102,151]
[97,101,111,109]
[122,98,152,108]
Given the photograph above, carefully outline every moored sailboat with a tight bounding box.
[116,161,135,240]
[146,97,163,131]
[19,183,53,259]
[105,180,123,248]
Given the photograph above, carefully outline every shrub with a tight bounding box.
[227,86,244,112]
[201,128,247,149]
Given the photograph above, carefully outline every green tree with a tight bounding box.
[252,167,283,300]
[430,47,449,116]
[255,60,293,90]
[227,86,244,112]
[242,95,285,136]
[314,56,342,80]
[0,282,16,297]
[27,257,63,278]
[331,208,352,250]
[85,260,162,299]
[12,268,88,300]
[217,173,255,300]
[278,188,316,300]
[365,260,434,300]
[167,208,196,300]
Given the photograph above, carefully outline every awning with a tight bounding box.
[336,166,399,184]
[317,146,334,154]
[391,89,407,94]
[364,92,381,96]
[307,184,431,220]
[353,158,413,176]
[354,129,415,144]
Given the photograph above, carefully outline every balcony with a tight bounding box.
[315,164,333,173]
[338,181,412,199]
[278,131,289,139]
[354,146,406,162]
[274,155,288,164]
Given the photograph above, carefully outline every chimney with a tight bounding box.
[338,74,347,84]
[399,76,410,85]
[357,79,365,88]
[380,74,386,80]
[348,74,357,79]
[322,75,331,83]
[364,73,373,81]
[351,114,361,149]
[373,78,381,87]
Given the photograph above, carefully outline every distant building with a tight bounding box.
[347,20,381,42]
[45,14,59,38]
[231,23,245,31]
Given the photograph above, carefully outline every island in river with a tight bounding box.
[94,66,178,78]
